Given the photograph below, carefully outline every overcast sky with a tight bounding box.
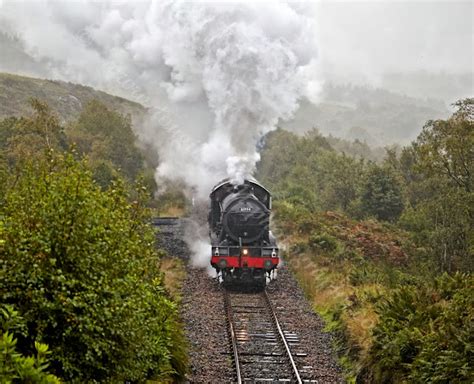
[314,1,473,84]
[0,0,472,97]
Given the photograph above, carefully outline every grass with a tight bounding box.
[287,250,381,381]
[159,257,186,300]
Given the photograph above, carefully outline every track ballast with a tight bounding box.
[224,288,318,383]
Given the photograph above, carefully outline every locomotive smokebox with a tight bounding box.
[221,192,270,244]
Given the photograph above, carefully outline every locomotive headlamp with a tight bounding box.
[242,248,248,256]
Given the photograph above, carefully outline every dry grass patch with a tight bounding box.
[343,305,378,358]
[159,257,186,299]
[159,205,186,217]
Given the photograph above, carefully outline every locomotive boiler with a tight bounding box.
[209,178,279,285]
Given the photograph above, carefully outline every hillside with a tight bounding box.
[281,84,450,146]
[0,72,146,123]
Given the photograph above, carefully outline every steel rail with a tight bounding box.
[224,291,243,384]
[263,290,303,384]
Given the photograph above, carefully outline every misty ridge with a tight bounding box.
[0,0,472,197]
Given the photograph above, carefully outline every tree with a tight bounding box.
[398,99,474,272]
[361,165,404,222]
[319,152,365,212]
[0,153,186,382]
[415,98,473,193]
[1,99,66,168]
[68,100,145,185]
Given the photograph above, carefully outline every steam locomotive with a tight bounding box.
[209,178,279,286]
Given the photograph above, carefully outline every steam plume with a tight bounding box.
[0,1,319,197]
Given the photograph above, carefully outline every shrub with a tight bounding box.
[308,232,339,252]
[363,273,474,383]
[0,305,60,383]
[0,153,187,382]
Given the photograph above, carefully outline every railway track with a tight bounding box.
[224,288,317,383]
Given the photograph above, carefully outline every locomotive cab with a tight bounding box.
[209,178,279,286]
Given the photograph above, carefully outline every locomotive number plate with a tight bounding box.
[240,207,252,212]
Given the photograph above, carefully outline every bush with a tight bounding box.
[0,305,60,384]
[308,232,339,252]
[363,273,474,383]
[0,153,187,382]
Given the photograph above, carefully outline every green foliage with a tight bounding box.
[68,100,146,186]
[0,99,66,168]
[364,273,474,383]
[0,305,60,384]
[308,232,339,252]
[395,99,474,273]
[0,153,187,382]
[257,128,366,214]
[415,98,473,193]
[400,188,473,273]
[347,261,385,286]
[325,135,386,162]
[0,98,155,195]
[361,165,404,222]
[262,98,472,273]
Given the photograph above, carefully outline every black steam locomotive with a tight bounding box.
[209,178,279,285]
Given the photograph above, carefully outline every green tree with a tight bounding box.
[415,98,473,193]
[319,152,365,212]
[1,99,66,168]
[0,153,186,382]
[361,165,404,222]
[68,100,145,186]
[398,99,474,272]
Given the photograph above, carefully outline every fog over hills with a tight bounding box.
[0,0,471,163]
[280,83,450,146]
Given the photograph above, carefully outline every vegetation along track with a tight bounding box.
[224,288,318,383]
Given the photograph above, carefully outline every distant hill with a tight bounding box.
[0,72,146,123]
[281,83,451,146]
[381,71,473,103]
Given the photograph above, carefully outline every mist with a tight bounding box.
[0,0,472,192]
[315,1,472,88]
[0,1,320,197]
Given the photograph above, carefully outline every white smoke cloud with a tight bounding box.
[0,0,318,197]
